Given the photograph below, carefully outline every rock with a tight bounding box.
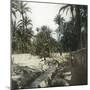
[51,78,69,86]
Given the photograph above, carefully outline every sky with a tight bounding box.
[15,1,72,40]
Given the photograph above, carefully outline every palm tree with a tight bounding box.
[17,15,33,52]
[59,4,81,49]
[16,2,32,53]
[16,2,31,31]
[17,16,32,30]
[11,20,23,53]
[11,21,17,37]
[54,14,65,41]
[35,26,52,60]
[54,14,64,25]
[59,4,75,22]
[11,21,17,52]
[11,1,33,53]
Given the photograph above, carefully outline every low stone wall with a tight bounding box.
[71,48,87,67]
[70,48,87,85]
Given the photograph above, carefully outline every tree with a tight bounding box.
[11,21,18,53]
[11,1,33,53]
[54,14,65,54]
[60,21,78,51]
[59,4,81,49]
[54,14,65,41]
[34,25,58,60]
[35,26,50,59]
[17,2,31,30]
[16,2,32,53]
[80,5,87,48]
[17,16,32,32]
[54,14,65,26]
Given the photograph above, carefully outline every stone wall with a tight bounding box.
[70,48,87,85]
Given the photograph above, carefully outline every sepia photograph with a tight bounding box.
[11,0,88,89]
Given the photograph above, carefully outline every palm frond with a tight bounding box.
[66,7,70,15]
[59,5,70,14]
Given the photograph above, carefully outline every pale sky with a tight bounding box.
[15,2,72,40]
[28,2,72,39]
[29,3,60,31]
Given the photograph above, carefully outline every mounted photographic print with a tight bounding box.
[11,0,88,89]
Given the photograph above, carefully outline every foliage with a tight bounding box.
[59,5,80,49]
[11,1,87,54]
[33,25,58,58]
[11,1,33,53]
[35,26,51,57]
[55,4,87,52]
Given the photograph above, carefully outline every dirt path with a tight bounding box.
[12,54,43,70]
[12,53,71,88]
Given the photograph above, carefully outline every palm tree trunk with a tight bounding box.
[21,12,25,53]
[74,5,81,49]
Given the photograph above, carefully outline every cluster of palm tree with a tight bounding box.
[54,4,87,52]
[11,0,33,53]
[11,1,87,54]
[31,25,58,59]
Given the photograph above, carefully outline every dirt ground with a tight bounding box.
[11,53,69,71]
